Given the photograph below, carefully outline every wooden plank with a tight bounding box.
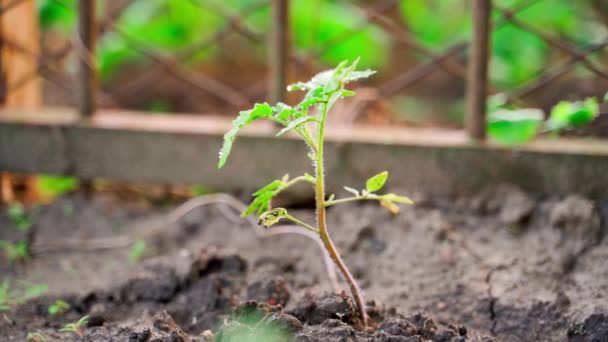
[1,109,608,197]
[0,0,41,203]
[0,0,41,108]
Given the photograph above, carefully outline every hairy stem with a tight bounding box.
[315,102,368,327]
[285,214,319,234]
[272,117,317,153]
[325,194,380,207]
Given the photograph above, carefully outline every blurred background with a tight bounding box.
[1,0,608,203]
[2,0,606,121]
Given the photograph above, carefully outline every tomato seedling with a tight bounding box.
[218,59,412,326]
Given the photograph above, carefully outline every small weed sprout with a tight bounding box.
[128,239,147,264]
[0,279,10,311]
[0,240,30,263]
[59,315,89,337]
[0,279,48,312]
[2,203,38,264]
[48,299,70,316]
[218,59,412,326]
[26,332,48,342]
[7,203,34,231]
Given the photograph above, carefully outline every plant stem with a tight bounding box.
[284,175,315,188]
[285,214,319,234]
[273,117,317,153]
[325,194,380,207]
[314,103,368,327]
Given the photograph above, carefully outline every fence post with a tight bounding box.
[0,0,41,203]
[269,0,289,104]
[77,0,97,117]
[466,0,491,141]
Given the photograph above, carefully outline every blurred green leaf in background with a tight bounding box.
[400,0,599,88]
[488,108,543,145]
[36,175,79,200]
[547,97,599,131]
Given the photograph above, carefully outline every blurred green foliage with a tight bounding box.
[291,0,389,69]
[400,0,602,87]
[547,97,599,131]
[8,203,36,231]
[488,108,543,145]
[0,240,30,263]
[48,299,71,316]
[36,175,79,199]
[38,0,604,87]
[128,239,147,264]
[215,306,293,342]
[487,94,601,144]
[37,0,605,133]
[38,0,389,81]
[0,279,48,311]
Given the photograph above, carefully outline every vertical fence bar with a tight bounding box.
[466,0,492,141]
[269,0,289,104]
[77,0,97,117]
[0,11,5,105]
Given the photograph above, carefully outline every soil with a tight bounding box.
[0,184,607,341]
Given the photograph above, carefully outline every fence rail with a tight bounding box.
[0,0,607,138]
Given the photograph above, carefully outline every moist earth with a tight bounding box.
[0,184,607,341]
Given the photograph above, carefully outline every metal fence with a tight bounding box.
[1,0,607,141]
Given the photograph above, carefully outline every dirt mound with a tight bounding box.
[1,188,607,341]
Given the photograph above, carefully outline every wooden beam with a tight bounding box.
[1,109,608,197]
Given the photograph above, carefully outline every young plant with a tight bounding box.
[7,203,34,232]
[0,279,10,311]
[59,315,89,337]
[128,239,147,264]
[0,279,48,311]
[26,332,48,342]
[0,240,30,263]
[218,59,412,326]
[48,299,70,316]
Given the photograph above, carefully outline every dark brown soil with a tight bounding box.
[1,184,607,341]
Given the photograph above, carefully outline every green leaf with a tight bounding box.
[548,97,599,131]
[378,193,414,214]
[288,59,375,95]
[488,109,543,145]
[219,103,273,168]
[380,199,400,214]
[276,116,317,137]
[128,239,147,264]
[48,299,70,316]
[344,70,376,82]
[243,180,285,217]
[274,103,296,121]
[366,171,389,193]
[253,180,283,196]
[36,175,79,198]
[604,92,608,102]
[258,208,288,228]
